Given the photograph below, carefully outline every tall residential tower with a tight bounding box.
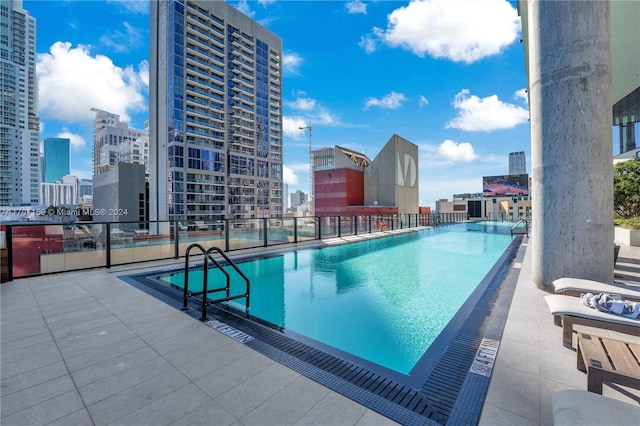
[0,0,40,206]
[508,151,526,175]
[150,0,283,223]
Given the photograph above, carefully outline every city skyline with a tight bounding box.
[26,0,531,209]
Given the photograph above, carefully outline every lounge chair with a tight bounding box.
[551,389,640,426]
[553,277,640,302]
[544,294,640,348]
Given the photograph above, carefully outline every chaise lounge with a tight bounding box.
[544,294,640,348]
[553,277,640,301]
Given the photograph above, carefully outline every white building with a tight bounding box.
[91,108,149,176]
[40,182,75,207]
[0,1,40,206]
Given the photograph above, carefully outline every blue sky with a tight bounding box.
[25,0,531,208]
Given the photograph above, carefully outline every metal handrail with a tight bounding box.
[510,219,529,237]
[182,243,250,321]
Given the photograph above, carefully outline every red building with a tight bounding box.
[312,136,423,217]
[314,168,398,216]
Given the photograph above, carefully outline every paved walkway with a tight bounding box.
[479,240,640,425]
[1,235,639,425]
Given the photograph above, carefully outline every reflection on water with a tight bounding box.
[162,222,513,374]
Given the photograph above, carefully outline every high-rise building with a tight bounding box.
[43,138,70,183]
[91,108,149,176]
[0,1,40,206]
[508,151,526,175]
[150,0,283,223]
[290,190,307,208]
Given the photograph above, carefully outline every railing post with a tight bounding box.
[224,219,230,252]
[173,221,179,259]
[338,216,342,238]
[293,217,298,243]
[262,217,268,247]
[183,248,191,311]
[317,216,321,240]
[368,215,372,233]
[201,255,208,321]
[5,225,13,282]
[354,215,357,235]
[106,223,111,268]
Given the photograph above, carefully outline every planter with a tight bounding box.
[614,226,640,246]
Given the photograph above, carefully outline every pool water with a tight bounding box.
[160,221,515,374]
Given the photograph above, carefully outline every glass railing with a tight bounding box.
[0,213,467,281]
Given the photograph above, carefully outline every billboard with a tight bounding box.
[483,174,529,197]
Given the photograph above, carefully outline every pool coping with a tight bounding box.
[120,226,525,425]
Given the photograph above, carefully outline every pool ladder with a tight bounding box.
[182,243,251,320]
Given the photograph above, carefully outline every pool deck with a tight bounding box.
[2,231,639,425]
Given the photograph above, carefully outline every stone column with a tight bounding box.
[528,0,613,290]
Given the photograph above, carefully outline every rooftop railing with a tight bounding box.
[0,213,467,282]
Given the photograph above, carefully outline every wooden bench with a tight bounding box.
[577,333,640,394]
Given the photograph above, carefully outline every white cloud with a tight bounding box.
[100,22,143,53]
[37,42,148,123]
[282,52,303,75]
[362,0,520,63]
[107,0,148,14]
[283,94,337,138]
[446,89,529,132]
[234,1,255,18]
[419,95,429,107]
[283,117,310,139]
[438,139,478,162]
[56,130,87,150]
[346,0,367,14]
[365,91,407,110]
[283,165,299,185]
[514,88,528,103]
[288,97,317,111]
[137,60,150,87]
[359,34,377,54]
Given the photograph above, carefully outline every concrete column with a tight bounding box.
[528,0,613,290]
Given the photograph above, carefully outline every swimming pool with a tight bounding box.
[155,221,515,375]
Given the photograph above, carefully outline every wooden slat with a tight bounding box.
[579,334,611,370]
[628,342,640,364]
[603,338,640,378]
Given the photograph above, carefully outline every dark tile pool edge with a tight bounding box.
[443,236,527,426]
[119,230,526,426]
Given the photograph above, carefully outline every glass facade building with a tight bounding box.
[0,0,39,206]
[43,137,70,183]
[150,0,283,222]
[613,87,639,157]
